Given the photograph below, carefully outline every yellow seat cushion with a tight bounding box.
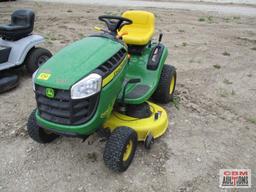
[119,10,155,46]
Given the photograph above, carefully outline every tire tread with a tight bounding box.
[103,127,137,172]
[152,64,176,103]
[25,47,52,74]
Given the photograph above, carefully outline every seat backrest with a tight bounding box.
[11,9,35,28]
[122,10,155,29]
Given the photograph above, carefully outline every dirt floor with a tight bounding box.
[136,0,256,5]
[0,1,256,192]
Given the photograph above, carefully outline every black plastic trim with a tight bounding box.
[94,48,127,79]
[147,44,165,70]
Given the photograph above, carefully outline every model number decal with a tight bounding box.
[37,73,51,80]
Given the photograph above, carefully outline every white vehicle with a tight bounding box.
[0,9,52,93]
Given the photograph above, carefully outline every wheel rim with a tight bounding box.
[123,140,133,161]
[37,55,49,67]
[169,76,175,94]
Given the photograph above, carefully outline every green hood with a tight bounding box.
[35,37,124,90]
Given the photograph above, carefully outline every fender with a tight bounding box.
[0,34,44,70]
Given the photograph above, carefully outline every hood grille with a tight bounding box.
[35,85,99,125]
[94,48,126,78]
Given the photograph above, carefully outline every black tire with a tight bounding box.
[0,74,19,93]
[25,47,52,74]
[96,127,111,138]
[27,109,59,143]
[144,134,154,150]
[152,64,177,104]
[103,126,137,172]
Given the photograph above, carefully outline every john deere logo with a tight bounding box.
[46,88,55,98]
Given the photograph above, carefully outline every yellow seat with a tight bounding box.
[119,10,155,46]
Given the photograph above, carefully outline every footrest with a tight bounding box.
[126,84,150,99]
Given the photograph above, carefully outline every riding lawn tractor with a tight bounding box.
[0,9,52,93]
[27,10,177,172]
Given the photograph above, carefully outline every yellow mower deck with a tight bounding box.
[103,102,168,141]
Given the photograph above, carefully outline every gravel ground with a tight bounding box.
[0,1,256,192]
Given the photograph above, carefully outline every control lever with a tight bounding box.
[120,78,141,112]
[158,33,163,44]
[116,31,128,39]
[153,33,163,57]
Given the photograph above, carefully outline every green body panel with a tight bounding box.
[35,37,124,89]
[34,36,168,135]
[36,58,129,135]
[118,43,168,104]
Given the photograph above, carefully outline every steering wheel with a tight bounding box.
[98,15,132,33]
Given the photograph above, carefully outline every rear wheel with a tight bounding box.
[103,126,137,172]
[25,47,52,74]
[27,109,59,143]
[152,64,176,103]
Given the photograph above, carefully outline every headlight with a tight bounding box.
[71,73,102,99]
[32,69,39,91]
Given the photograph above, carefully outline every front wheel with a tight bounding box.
[0,73,19,93]
[103,126,137,172]
[27,109,59,143]
[25,47,52,74]
[152,64,177,104]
